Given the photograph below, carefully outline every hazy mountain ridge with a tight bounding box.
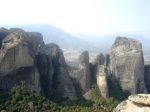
[73,33,150,65]
[74,33,150,49]
[4,23,100,53]
[1,23,149,65]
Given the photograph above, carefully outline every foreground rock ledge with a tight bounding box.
[113,94,150,112]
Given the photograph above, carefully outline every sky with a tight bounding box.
[0,0,150,38]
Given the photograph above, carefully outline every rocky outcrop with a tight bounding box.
[113,94,150,112]
[77,51,91,94]
[144,65,150,93]
[45,43,76,100]
[110,37,147,95]
[93,53,109,98]
[0,28,42,93]
[0,28,76,100]
[0,28,11,48]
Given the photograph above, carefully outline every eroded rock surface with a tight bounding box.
[0,28,76,100]
[145,65,150,93]
[93,53,109,98]
[110,37,147,95]
[77,51,91,94]
[0,28,42,93]
[113,94,150,112]
[45,43,77,100]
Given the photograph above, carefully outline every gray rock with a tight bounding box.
[104,53,110,66]
[96,65,109,98]
[83,89,92,100]
[0,30,42,93]
[128,94,150,105]
[110,37,147,95]
[79,51,89,66]
[113,94,150,112]
[45,43,77,100]
[144,65,150,92]
[78,51,91,94]
[0,28,77,100]
[93,53,105,65]
[0,28,11,48]
[36,53,54,96]
[93,53,109,98]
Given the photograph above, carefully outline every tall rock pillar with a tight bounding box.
[110,37,147,95]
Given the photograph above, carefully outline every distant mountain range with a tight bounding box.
[1,23,102,53]
[73,33,150,49]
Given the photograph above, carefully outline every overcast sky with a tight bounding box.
[0,0,150,38]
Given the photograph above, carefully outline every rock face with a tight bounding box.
[0,28,42,93]
[110,37,147,95]
[144,65,150,93]
[77,51,91,94]
[45,43,76,100]
[0,28,11,48]
[0,28,76,100]
[113,94,150,112]
[93,53,109,98]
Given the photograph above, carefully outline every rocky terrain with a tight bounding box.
[0,27,76,100]
[0,27,150,111]
[2,24,150,68]
[68,36,149,99]
[113,94,150,112]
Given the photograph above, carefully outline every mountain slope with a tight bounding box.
[10,23,100,53]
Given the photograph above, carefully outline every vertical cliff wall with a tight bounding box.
[110,37,147,95]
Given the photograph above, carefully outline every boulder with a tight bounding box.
[128,94,150,105]
[110,37,147,95]
[113,94,150,112]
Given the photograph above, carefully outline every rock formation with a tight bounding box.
[144,65,150,92]
[110,37,147,95]
[77,51,91,94]
[93,53,109,98]
[0,28,42,93]
[0,28,11,48]
[45,43,76,100]
[113,94,150,112]
[0,28,76,100]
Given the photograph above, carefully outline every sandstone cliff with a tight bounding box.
[113,94,150,112]
[110,37,147,95]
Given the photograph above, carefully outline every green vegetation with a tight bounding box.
[107,77,127,101]
[0,82,125,112]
